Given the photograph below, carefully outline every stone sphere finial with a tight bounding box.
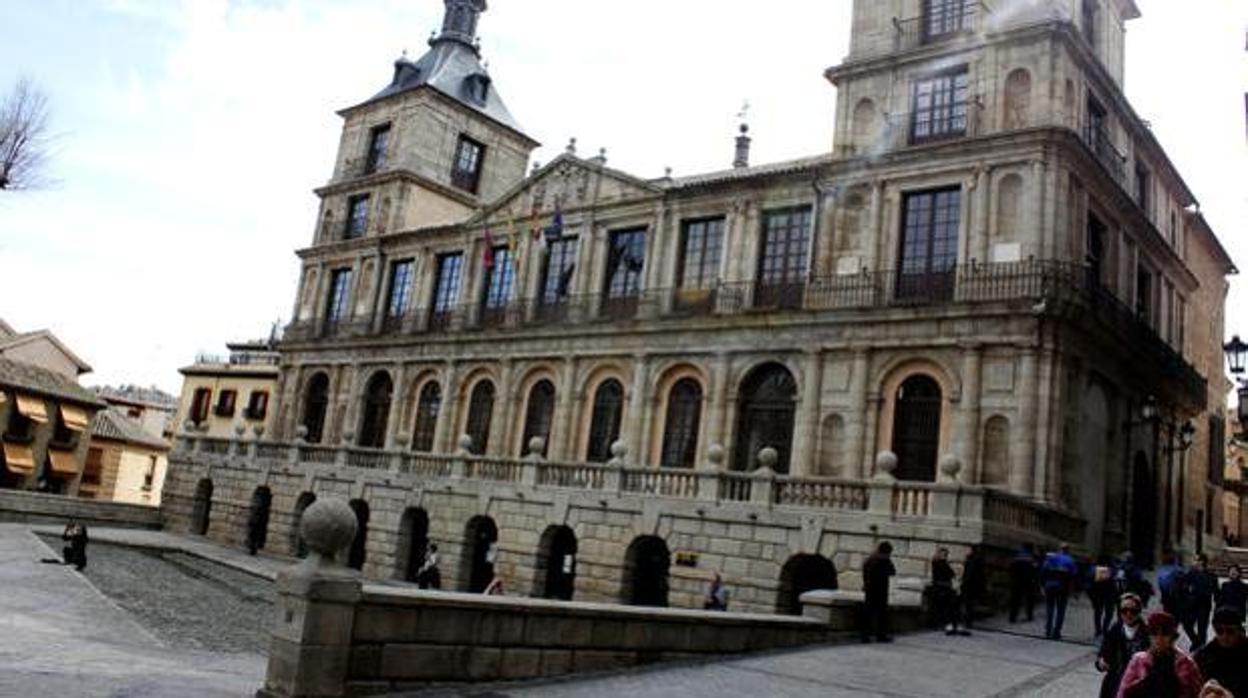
[757,447,780,471]
[341,429,356,445]
[610,440,628,459]
[295,425,309,443]
[706,444,725,467]
[393,433,409,448]
[939,454,962,482]
[300,498,357,566]
[253,424,265,439]
[875,451,898,482]
[458,434,474,453]
[233,422,247,437]
[527,436,546,457]
[183,419,196,433]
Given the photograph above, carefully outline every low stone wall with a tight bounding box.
[0,489,162,529]
[346,587,835,693]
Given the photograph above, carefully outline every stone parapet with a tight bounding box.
[0,489,163,529]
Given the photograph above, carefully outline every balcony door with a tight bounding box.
[755,208,811,310]
[896,188,960,302]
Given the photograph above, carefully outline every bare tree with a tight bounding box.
[0,76,52,192]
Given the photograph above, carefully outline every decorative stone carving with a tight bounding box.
[706,443,725,469]
[527,436,546,459]
[295,425,309,443]
[874,451,898,482]
[757,447,779,471]
[458,433,474,454]
[939,454,962,483]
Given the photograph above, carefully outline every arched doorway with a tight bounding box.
[190,478,213,536]
[776,554,839,615]
[733,364,797,472]
[397,507,430,583]
[891,375,942,482]
[622,536,670,607]
[1130,453,1155,567]
[289,492,316,558]
[357,372,393,448]
[245,486,272,554]
[535,525,578,600]
[462,516,498,593]
[347,499,370,571]
[302,373,330,444]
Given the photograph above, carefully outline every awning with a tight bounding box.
[47,449,78,476]
[15,394,48,423]
[59,404,90,432]
[2,443,35,475]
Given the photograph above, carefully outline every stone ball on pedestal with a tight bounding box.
[300,499,358,563]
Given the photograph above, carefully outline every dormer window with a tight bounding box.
[364,124,391,174]
[451,135,485,194]
[464,75,491,105]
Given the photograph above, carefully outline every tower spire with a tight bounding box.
[435,0,488,49]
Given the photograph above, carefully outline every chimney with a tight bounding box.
[733,123,752,169]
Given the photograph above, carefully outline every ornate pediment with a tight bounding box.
[472,154,661,226]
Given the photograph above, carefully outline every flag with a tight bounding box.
[508,212,523,281]
[544,205,564,242]
[530,208,543,241]
[483,228,495,267]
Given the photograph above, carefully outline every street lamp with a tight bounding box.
[1225,335,1248,375]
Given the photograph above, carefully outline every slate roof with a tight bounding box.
[92,407,171,451]
[0,357,105,408]
[0,329,94,374]
[662,154,837,190]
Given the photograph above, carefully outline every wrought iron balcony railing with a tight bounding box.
[891,1,992,53]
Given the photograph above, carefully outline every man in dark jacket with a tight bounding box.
[1216,564,1248,618]
[1182,554,1218,647]
[961,546,987,630]
[931,548,963,635]
[1194,606,1248,698]
[1008,543,1037,623]
[862,541,896,643]
[61,520,88,571]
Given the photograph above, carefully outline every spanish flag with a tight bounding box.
[483,228,495,267]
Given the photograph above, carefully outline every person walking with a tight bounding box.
[1215,564,1248,618]
[931,548,965,635]
[961,545,987,631]
[861,541,896,643]
[1116,611,1204,698]
[60,520,88,571]
[1183,555,1218,648]
[1097,593,1150,698]
[1042,543,1077,640]
[1009,543,1038,623]
[1193,607,1248,698]
[1158,553,1188,620]
[1116,552,1153,608]
[1091,555,1118,638]
[416,543,441,590]
[703,572,729,611]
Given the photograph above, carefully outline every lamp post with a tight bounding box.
[1226,336,1248,434]
[1130,395,1195,555]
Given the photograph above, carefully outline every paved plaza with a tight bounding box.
[0,524,1107,697]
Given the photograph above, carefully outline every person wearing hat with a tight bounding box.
[1194,606,1248,698]
[1097,593,1150,698]
[1117,610,1204,698]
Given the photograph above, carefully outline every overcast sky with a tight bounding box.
[1,0,1245,395]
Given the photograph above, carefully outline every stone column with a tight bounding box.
[626,355,651,460]
[844,350,871,479]
[493,359,514,457]
[975,167,991,262]
[1013,348,1040,497]
[705,354,732,457]
[260,498,361,698]
[434,362,460,453]
[553,358,578,461]
[861,393,882,478]
[957,346,983,484]
[1029,160,1047,260]
[384,363,406,449]
[866,181,884,271]
[791,350,824,477]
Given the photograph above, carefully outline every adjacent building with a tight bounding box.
[82,408,170,506]
[173,340,280,439]
[95,385,178,441]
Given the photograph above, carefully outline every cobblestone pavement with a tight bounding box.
[0,524,264,697]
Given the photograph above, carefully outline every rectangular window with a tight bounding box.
[537,237,578,320]
[1086,213,1107,288]
[910,67,970,143]
[365,123,391,174]
[215,390,237,418]
[480,246,515,326]
[1134,164,1151,219]
[1085,94,1111,160]
[897,188,961,301]
[5,408,33,443]
[51,410,77,448]
[451,135,485,194]
[602,228,646,319]
[429,252,464,330]
[82,447,103,486]
[923,0,970,41]
[142,455,157,491]
[386,259,415,318]
[678,217,724,290]
[246,391,269,421]
[1209,416,1226,486]
[189,388,212,425]
[326,268,353,323]
[344,195,370,239]
[756,207,812,309]
[1135,266,1153,324]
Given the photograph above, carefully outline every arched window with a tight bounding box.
[302,373,330,444]
[1003,68,1032,130]
[660,379,703,468]
[891,375,942,482]
[464,381,495,456]
[357,372,393,448]
[733,364,797,473]
[586,379,624,462]
[411,382,442,453]
[521,380,556,457]
[851,98,878,151]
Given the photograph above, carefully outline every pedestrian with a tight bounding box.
[1215,564,1248,618]
[1041,543,1077,640]
[416,543,441,590]
[1116,610,1204,698]
[861,541,896,643]
[1091,555,1118,638]
[1193,607,1248,698]
[245,506,266,556]
[1097,593,1150,698]
[704,572,729,611]
[1183,555,1218,648]
[931,548,966,636]
[1158,553,1188,620]
[61,520,88,571]
[1117,552,1153,608]
[961,545,987,630]
[1009,543,1038,623]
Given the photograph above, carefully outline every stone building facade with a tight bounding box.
[174,340,281,439]
[165,0,1235,608]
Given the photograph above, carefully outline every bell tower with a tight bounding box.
[437,0,487,48]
